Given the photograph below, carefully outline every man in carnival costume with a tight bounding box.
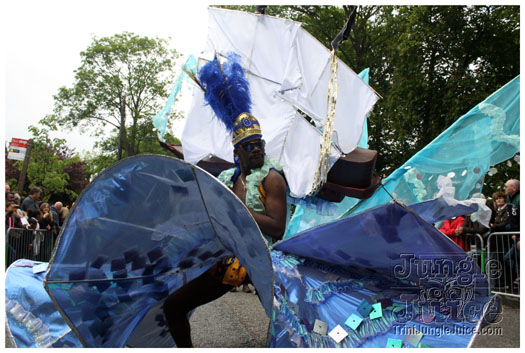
[163,53,288,347]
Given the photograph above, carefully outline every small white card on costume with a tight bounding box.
[328,325,348,343]
[33,263,48,274]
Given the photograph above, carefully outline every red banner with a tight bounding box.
[10,138,29,148]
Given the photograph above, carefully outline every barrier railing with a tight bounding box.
[5,228,56,268]
[486,231,520,298]
[463,233,486,273]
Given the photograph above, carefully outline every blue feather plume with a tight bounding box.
[198,52,252,133]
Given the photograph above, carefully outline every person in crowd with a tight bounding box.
[6,201,24,264]
[6,202,23,230]
[440,216,467,251]
[51,202,62,235]
[6,184,11,193]
[455,212,489,256]
[489,191,509,232]
[59,204,69,227]
[503,179,520,284]
[39,203,55,232]
[163,56,287,348]
[26,209,42,230]
[13,192,22,206]
[504,179,520,231]
[504,235,520,285]
[24,209,42,259]
[6,191,15,204]
[21,187,42,212]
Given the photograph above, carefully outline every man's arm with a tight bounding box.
[248,170,287,241]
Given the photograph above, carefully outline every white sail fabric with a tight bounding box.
[182,7,378,197]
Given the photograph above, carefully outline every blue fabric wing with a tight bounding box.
[43,155,273,347]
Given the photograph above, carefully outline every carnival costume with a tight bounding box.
[198,52,279,286]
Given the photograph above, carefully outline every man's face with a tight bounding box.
[495,197,506,208]
[504,182,515,197]
[6,194,14,202]
[32,191,41,200]
[235,138,265,172]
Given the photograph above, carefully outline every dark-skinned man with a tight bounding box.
[163,54,288,348]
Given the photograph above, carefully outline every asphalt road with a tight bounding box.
[190,291,520,348]
[5,291,519,348]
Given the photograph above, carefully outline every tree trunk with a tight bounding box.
[130,114,138,156]
[118,100,126,160]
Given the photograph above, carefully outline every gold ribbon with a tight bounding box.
[309,49,339,196]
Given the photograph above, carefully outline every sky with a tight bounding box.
[2,0,211,155]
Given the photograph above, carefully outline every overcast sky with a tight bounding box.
[2,0,210,155]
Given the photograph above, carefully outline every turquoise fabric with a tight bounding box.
[153,55,198,142]
[357,68,370,149]
[285,75,520,238]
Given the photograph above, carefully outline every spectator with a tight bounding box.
[503,179,520,284]
[21,187,41,212]
[6,202,23,229]
[59,205,69,227]
[504,179,519,231]
[489,191,509,232]
[457,214,488,236]
[13,192,22,206]
[6,192,15,204]
[455,213,489,255]
[5,184,10,193]
[26,209,42,229]
[39,203,54,232]
[25,209,44,259]
[504,235,520,284]
[50,202,61,235]
[440,216,468,251]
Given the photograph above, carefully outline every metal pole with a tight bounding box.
[17,139,33,193]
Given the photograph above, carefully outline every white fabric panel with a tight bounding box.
[248,77,297,162]
[282,114,341,198]
[280,29,378,154]
[181,88,233,163]
[206,8,301,83]
[181,8,378,197]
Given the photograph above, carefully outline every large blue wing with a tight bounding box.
[43,155,273,347]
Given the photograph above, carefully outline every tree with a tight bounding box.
[50,32,179,160]
[371,6,519,175]
[7,124,90,205]
[83,120,181,178]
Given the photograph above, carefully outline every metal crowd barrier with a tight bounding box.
[5,228,56,268]
[459,233,486,272]
[486,231,520,298]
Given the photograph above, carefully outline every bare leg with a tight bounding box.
[163,269,233,347]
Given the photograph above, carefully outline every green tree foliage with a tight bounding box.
[82,120,181,178]
[50,32,179,161]
[218,5,520,185]
[8,125,90,205]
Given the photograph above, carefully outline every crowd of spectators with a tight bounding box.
[439,178,520,287]
[5,184,71,263]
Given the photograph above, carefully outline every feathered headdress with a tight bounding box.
[198,52,261,147]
